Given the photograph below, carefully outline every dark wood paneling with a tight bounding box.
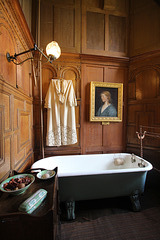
[35,0,81,54]
[130,0,160,56]
[54,7,75,48]
[40,0,54,48]
[86,11,105,50]
[82,0,128,57]
[127,51,160,167]
[33,0,128,56]
[109,15,126,53]
[128,0,160,165]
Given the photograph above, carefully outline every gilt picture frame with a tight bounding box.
[90,82,123,123]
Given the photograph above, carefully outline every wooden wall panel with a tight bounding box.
[86,12,105,51]
[135,69,158,100]
[82,64,104,151]
[0,19,17,87]
[106,66,126,83]
[127,53,160,168]
[104,0,127,12]
[85,123,103,149]
[0,0,34,181]
[37,0,81,54]
[109,15,126,53]
[3,93,12,131]
[130,0,160,56]
[20,112,30,147]
[54,7,75,48]
[103,122,124,151]
[0,106,3,161]
[42,65,57,99]
[81,56,128,154]
[127,104,143,124]
[0,92,11,180]
[30,0,160,166]
[14,97,24,130]
[32,0,128,56]
[40,0,54,48]
[31,0,129,159]
[17,61,31,96]
[19,0,32,31]
[82,0,128,57]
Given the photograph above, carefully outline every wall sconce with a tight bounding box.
[6,41,61,65]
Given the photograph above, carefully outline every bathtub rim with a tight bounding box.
[31,153,153,178]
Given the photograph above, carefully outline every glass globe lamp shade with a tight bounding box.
[46,41,61,60]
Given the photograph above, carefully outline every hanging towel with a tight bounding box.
[44,79,77,146]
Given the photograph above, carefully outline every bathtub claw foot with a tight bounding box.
[130,190,141,212]
[65,201,75,220]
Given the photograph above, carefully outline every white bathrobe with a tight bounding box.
[44,79,77,146]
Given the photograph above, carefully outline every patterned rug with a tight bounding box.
[60,206,160,240]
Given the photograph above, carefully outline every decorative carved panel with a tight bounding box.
[60,66,81,99]
[0,91,12,179]
[42,64,57,100]
[0,0,34,181]
[13,97,33,171]
[20,112,30,147]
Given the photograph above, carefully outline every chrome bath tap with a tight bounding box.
[138,158,146,168]
[131,153,136,163]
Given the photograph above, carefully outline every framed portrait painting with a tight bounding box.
[90,82,123,123]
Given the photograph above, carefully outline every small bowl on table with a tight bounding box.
[0,174,35,195]
[36,170,55,180]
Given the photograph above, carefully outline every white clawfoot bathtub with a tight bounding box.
[31,153,152,219]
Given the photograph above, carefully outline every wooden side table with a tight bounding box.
[0,170,59,240]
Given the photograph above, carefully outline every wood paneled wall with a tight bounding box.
[32,0,129,57]
[33,54,128,158]
[81,55,128,154]
[127,0,160,168]
[82,0,128,57]
[0,0,34,181]
[127,52,160,168]
[129,0,160,56]
[24,0,160,162]
[39,0,81,54]
[32,0,129,158]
